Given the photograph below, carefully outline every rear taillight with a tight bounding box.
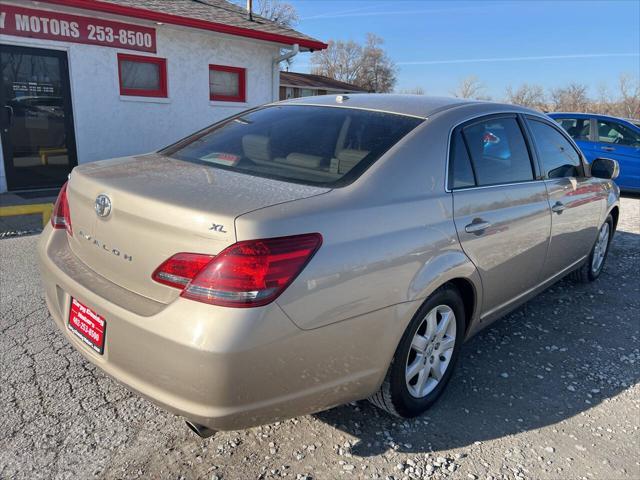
[152,233,322,308]
[152,253,215,289]
[51,181,72,235]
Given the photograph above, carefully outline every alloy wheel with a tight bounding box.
[405,304,457,398]
[591,222,610,274]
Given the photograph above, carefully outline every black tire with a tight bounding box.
[570,215,614,283]
[368,285,465,418]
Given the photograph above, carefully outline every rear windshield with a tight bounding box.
[163,105,423,187]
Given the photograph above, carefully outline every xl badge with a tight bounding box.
[95,194,112,218]
[209,223,227,233]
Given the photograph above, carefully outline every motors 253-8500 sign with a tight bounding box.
[0,4,157,53]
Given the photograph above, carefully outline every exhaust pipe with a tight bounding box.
[186,420,217,438]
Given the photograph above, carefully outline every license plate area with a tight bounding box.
[68,298,106,354]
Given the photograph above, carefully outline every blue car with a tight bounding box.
[548,113,640,192]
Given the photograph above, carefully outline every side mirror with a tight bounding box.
[590,157,619,180]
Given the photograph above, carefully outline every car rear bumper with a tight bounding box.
[37,227,405,430]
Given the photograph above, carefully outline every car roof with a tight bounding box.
[272,93,539,119]
[549,112,638,123]
[547,112,592,118]
[549,112,640,131]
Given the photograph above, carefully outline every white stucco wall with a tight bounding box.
[0,1,284,192]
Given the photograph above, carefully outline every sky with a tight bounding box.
[286,0,640,99]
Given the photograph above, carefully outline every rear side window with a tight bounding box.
[555,117,591,141]
[528,120,583,178]
[462,117,534,186]
[449,130,475,189]
[164,105,422,187]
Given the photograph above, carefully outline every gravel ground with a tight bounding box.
[0,213,45,238]
[0,192,56,238]
[1,197,638,480]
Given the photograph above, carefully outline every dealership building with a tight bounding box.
[0,0,325,192]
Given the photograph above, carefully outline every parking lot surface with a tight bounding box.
[1,197,638,480]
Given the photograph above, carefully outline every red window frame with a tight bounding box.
[117,53,167,98]
[209,64,246,102]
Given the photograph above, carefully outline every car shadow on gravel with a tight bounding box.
[313,230,640,458]
[621,192,639,199]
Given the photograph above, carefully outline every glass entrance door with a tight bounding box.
[0,44,77,190]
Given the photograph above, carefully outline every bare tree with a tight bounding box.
[505,83,546,110]
[255,0,298,27]
[593,82,614,115]
[310,33,396,92]
[310,40,363,85]
[355,34,396,93]
[452,76,488,100]
[618,73,640,119]
[398,86,425,95]
[234,0,298,27]
[549,83,589,112]
[495,77,639,118]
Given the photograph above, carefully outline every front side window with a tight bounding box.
[462,117,534,186]
[528,119,583,179]
[209,65,246,102]
[118,53,167,97]
[164,105,422,187]
[555,117,591,141]
[597,120,640,146]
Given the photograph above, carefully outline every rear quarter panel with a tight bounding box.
[235,117,482,332]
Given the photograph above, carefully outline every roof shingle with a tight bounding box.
[41,0,326,50]
[280,72,368,92]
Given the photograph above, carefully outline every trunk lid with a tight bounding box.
[66,153,329,303]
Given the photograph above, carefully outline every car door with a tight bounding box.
[594,118,640,190]
[450,114,551,318]
[552,116,599,161]
[524,116,607,281]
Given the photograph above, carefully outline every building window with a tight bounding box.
[209,65,246,102]
[117,53,167,97]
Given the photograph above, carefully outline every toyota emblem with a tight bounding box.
[95,194,112,218]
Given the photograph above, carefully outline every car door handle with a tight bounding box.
[551,201,565,214]
[1,105,13,131]
[465,219,491,234]
[601,146,615,152]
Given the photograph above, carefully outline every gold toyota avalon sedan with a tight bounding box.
[38,95,620,437]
